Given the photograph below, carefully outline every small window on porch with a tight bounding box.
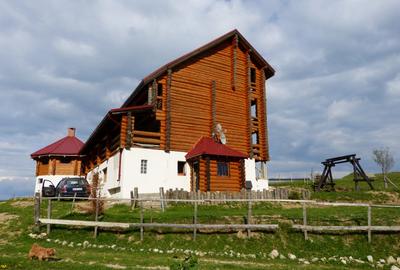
[140,159,147,174]
[177,161,186,176]
[217,161,229,176]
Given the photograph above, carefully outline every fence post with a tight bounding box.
[134,187,139,209]
[34,192,41,232]
[247,192,252,237]
[140,201,144,241]
[303,203,308,240]
[47,199,52,235]
[159,187,165,212]
[368,205,372,243]
[130,191,134,208]
[94,197,99,238]
[70,193,77,213]
[193,192,198,240]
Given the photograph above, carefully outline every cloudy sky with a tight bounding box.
[0,0,399,199]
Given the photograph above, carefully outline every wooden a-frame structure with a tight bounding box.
[315,154,374,192]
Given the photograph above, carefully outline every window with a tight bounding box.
[250,68,256,84]
[140,160,147,174]
[251,99,258,118]
[252,132,259,145]
[177,161,186,176]
[217,162,229,176]
[41,159,49,165]
[157,83,163,97]
[60,157,71,164]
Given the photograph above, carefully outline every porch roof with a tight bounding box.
[185,137,248,160]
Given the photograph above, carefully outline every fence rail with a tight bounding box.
[33,192,400,243]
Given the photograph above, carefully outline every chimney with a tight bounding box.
[67,127,76,137]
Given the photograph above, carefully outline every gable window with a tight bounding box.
[217,161,229,176]
[250,68,256,84]
[177,161,186,176]
[140,159,147,174]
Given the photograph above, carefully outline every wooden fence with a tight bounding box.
[164,188,311,201]
[34,192,400,243]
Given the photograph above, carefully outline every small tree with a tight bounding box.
[372,147,395,189]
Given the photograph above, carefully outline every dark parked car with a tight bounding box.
[42,177,91,198]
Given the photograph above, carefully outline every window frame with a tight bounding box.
[177,161,186,176]
[217,161,230,177]
[140,159,148,174]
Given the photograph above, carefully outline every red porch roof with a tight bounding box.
[185,137,248,160]
[31,129,84,158]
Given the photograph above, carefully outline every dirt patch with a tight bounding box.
[367,191,400,203]
[0,213,18,224]
[11,200,32,208]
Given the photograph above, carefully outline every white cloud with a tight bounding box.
[54,38,96,57]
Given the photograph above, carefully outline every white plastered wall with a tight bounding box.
[120,148,190,198]
[245,158,269,190]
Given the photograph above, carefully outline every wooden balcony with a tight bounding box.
[131,130,161,148]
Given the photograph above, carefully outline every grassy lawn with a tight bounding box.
[1,194,400,270]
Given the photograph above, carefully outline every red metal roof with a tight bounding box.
[31,135,84,158]
[185,137,248,160]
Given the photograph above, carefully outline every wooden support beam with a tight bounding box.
[211,80,216,136]
[165,69,172,152]
[247,52,253,158]
[261,69,269,161]
[206,157,211,192]
[231,34,238,90]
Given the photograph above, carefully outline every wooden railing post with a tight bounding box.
[368,205,372,243]
[303,203,308,240]
[47,199,52,235]
[94,197,99,238]
[140,201,144,241]
[34,192,41,231]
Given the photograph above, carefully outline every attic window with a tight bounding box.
[250,68,256,84]
[41,159,49,165]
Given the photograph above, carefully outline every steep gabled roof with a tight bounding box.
[122,29,275,107]
[31,135,84,158]
[185,137,248,160]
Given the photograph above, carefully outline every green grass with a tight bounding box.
[1,196,400,270]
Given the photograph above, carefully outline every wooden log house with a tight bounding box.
[30,128,84,193]
[80,29,275,196]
